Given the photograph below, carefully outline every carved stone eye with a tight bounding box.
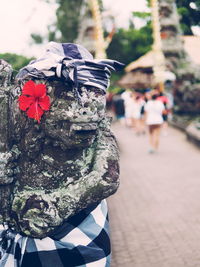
[87,86,105,96]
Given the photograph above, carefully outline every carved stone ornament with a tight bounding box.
[0,45,121,238]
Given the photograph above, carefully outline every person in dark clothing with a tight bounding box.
[112,93,125,120]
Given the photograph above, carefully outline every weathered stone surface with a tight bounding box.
[0,59,12,88]
[0,65,120,238]
[0,60,15,224]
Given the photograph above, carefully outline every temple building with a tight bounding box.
[118,36,200,90]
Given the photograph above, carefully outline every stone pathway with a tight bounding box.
[108,123,200,267]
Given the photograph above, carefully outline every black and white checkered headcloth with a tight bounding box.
[17,42,124,93]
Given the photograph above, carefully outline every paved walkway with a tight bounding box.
[108,123,200,267]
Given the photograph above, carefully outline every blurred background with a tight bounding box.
[1,0,200,266]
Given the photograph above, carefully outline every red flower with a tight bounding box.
[18,80,50,123]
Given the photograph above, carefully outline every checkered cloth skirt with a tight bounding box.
[0,200,111,267]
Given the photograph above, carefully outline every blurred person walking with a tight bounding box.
[121,90,135,127]
[157,92,170,135]
[132,93,145,135]
[145,92,165,153]
[112,92,125,123]
[106,91,114,111]
[140,89,151,134]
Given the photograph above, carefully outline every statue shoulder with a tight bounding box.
[0,59,13,88]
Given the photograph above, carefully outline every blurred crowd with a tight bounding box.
[107,87,174,153]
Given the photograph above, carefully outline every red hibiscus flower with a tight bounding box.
[18,80,51,123]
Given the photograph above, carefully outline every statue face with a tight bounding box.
[43,81,106,149]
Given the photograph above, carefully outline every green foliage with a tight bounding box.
[55,0,85,42]
[47,0,104,43]
[146,0,150,7]
[106,17,152,91]
[107,22,153,66]
[31,33,43,44]
[106,7,152,66]
[108,71,125,92]
[133,11,151,19]
[31,0,86,44]
[0,53,34,72]
[176,0,200,34]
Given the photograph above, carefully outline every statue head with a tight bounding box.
[12,80,106,152]
[44,82,106,149]
[11,42,123,151]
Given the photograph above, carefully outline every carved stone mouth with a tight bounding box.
[70,123,98,133]
[74,129,97,136]
[70,123,98,135]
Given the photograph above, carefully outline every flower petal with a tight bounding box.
[19,81,50,123]
[39,95,51,111]
[34,84,47,98]
[27,102,44,123]
[22,81,36,96]
[18,95,35,111]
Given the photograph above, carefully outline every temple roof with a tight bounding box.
[125,36,200,73]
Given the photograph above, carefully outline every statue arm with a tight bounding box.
[57,126,120,218]
[11,118,120,238]
[11,126,120,238]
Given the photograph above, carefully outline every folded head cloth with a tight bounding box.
[16,42,124,93]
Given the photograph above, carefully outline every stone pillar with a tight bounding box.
[159,0,200,114]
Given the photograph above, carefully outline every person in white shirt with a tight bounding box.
[145,92,165,153]
[121,90,135,127]
[132,93,145,135]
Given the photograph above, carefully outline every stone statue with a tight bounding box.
[0,43,122,239]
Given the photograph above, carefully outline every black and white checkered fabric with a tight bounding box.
[0,200,111,267]
[16,42,124,93]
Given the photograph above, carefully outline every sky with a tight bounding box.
[0,0,148,57]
